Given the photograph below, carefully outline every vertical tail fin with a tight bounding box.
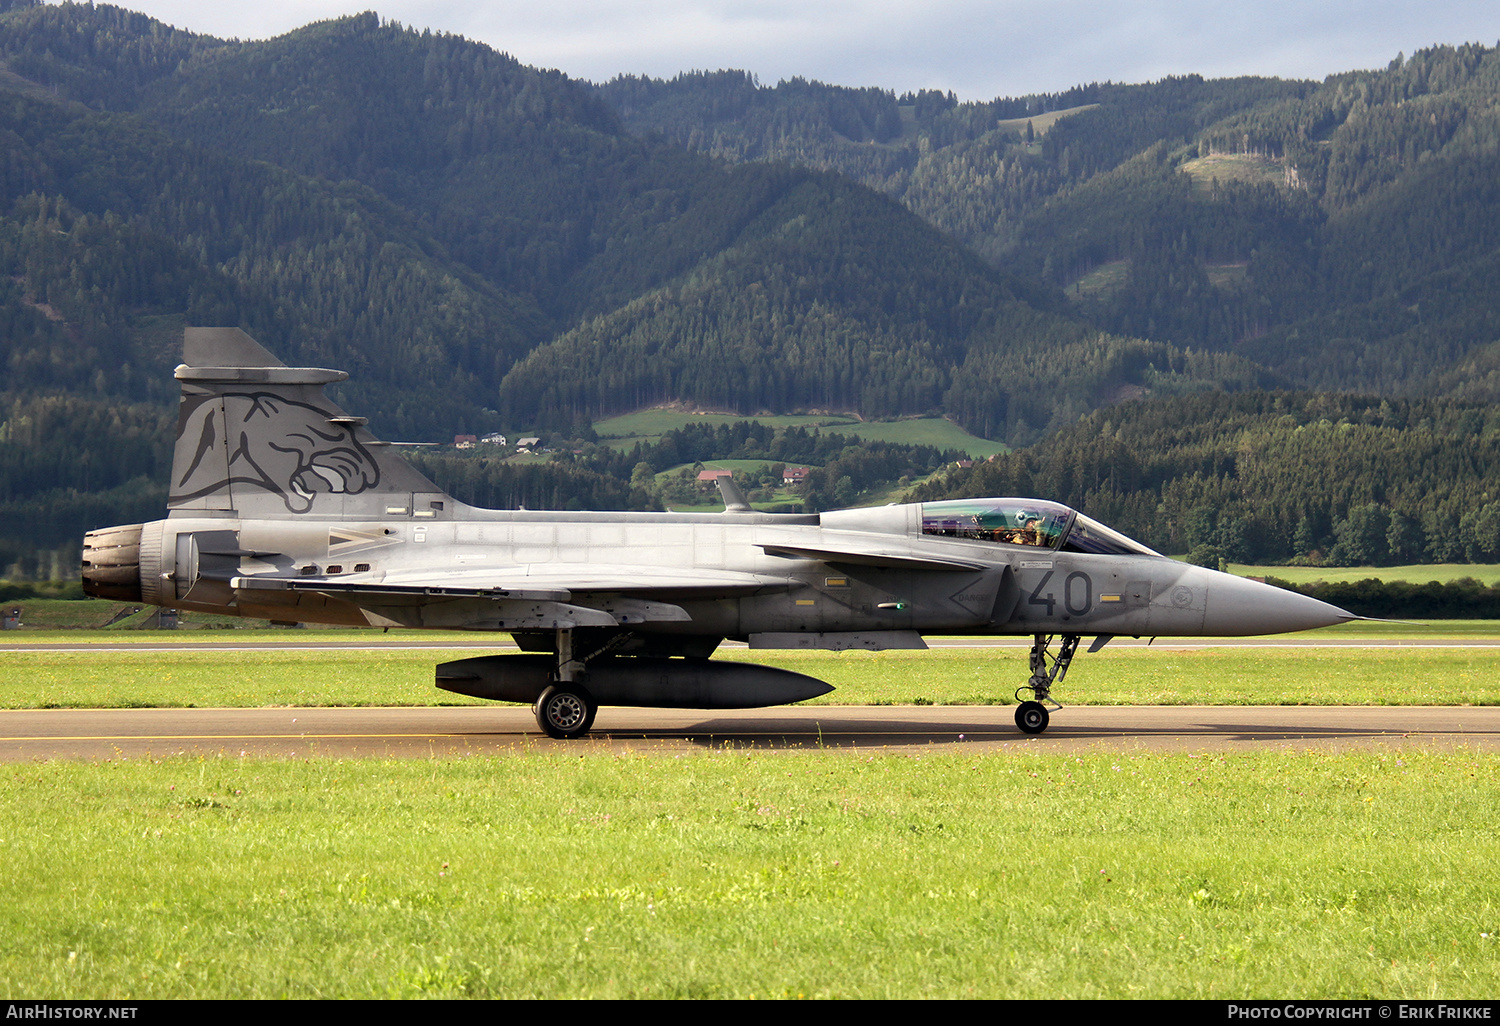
[169,328,447,518]
[714,474,751,513]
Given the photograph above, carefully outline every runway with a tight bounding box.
[2,704,1497,759]
[2,636,1498,652]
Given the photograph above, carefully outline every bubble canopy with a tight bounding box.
[919,499,1163,557]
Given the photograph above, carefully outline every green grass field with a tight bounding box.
[1179,151,1287,190]
[1068,258,1129,301]
[1,632,1497,709]
[1,598,301,631]
[1231,563,1500,586]
[993,103,1100,137]
[1204,262,1250,289]
[3,747,1496,997]
[4,632,1497,998]
[594,409,1006,458]
[596,409,862,437]
[654,458,947,512]
[1070,253,1252,300]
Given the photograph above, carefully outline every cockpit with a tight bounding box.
[919,499,1162,557]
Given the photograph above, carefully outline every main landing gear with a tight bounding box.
[533,627,620,739]
[535,683,597,739]
[1014,633,1079,735]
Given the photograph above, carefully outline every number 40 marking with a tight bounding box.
[1027,570,1093,618]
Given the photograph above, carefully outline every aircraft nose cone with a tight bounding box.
[1203,572,1355,636]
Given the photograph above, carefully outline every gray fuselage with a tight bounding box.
[129,500,1344,646]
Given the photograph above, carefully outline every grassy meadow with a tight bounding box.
[593,409,1007,458]
[1179,152,1288,190]
[0,629,1498,709]
[1230,563,1500,586]
[2,747,1496,998]
[992,102,1100,137]
[2,631,1497,998]
[1069,258,1130,301]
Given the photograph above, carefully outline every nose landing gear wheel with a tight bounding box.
[535,684,597,739]
[1015,700,1049,735]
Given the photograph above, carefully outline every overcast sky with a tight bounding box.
[107,1,1500,100]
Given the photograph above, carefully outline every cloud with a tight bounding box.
[109,1,1500,99]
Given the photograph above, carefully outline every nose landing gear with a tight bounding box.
[1014,633,1079,735]
[1014,700,1050,734]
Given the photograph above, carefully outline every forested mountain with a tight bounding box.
[0,1,1242,442]
[598,71,1312,263]
[1,1,1498,578]
[0,6,550,434]
[914,392,1500,566]
[604,47,1500,402]
[0,1,1257,574]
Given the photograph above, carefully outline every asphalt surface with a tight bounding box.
[2,704,1496,759]
[3,637,1498,652]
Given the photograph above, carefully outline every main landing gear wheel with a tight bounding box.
[535,684,597,739]
[1015,701,1050,735]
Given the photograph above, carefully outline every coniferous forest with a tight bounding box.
[1,1,1499,576]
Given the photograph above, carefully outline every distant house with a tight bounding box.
[697,468,733,483]
[481,433,507,446]
[782,466,810,484]
[516,436,541,451]
[454,434,478,449]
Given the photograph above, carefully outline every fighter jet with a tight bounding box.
[80,329,1355,738]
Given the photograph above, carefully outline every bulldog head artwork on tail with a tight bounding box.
[172,390,383,513]
[82,328,1357,739]
[164,328,394,516]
